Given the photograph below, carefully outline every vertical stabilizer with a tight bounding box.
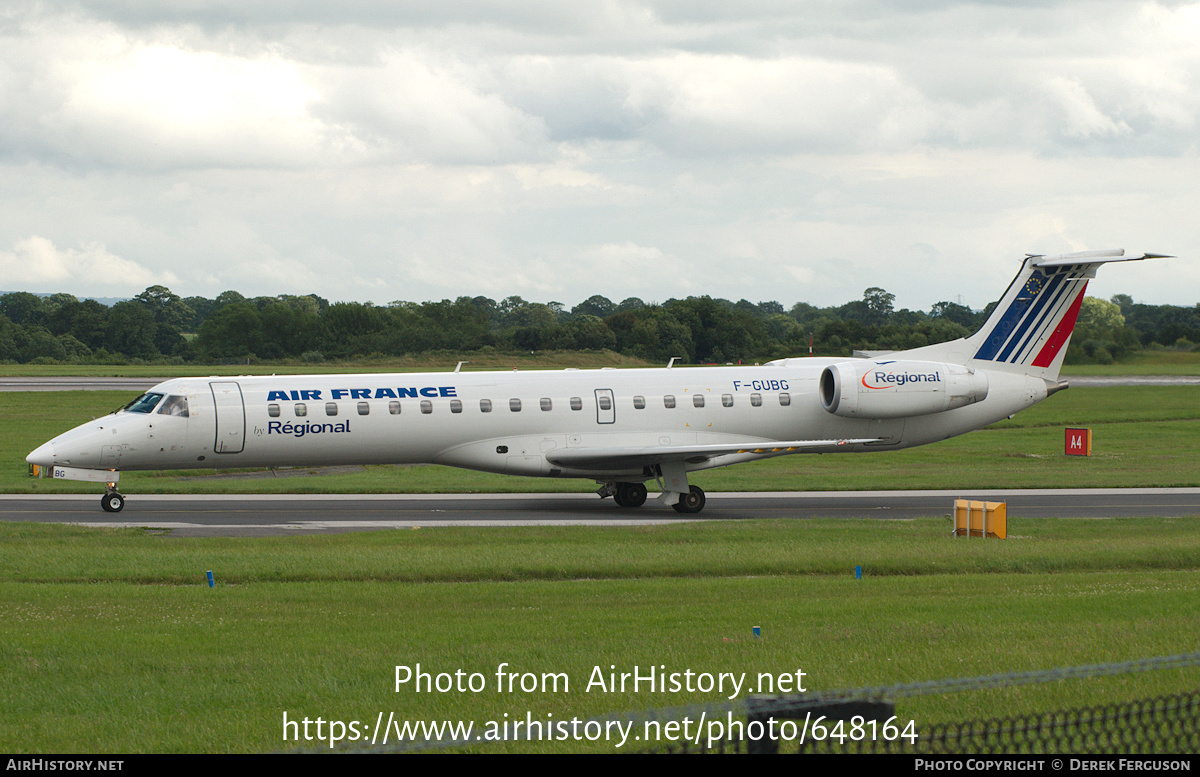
[966,250,1164,380]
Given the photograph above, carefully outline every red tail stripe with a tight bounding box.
[1031,283,1087,368]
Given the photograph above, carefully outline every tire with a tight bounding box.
[615,482,648,508]
[671,485,706,514]
[101,493,125,513]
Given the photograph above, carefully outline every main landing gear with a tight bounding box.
[671,485,706,514]
[101,485,125,513]
[613,482,648,508]
[598,481,706,513]
[599,481,649,507]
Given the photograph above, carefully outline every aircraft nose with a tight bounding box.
[27,440,56,468]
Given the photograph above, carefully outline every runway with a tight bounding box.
[2,488,1197,536]
[0,377,167,391]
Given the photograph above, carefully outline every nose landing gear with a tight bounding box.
[102,484,125,513]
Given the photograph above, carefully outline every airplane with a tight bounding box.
[26,249,1167,514]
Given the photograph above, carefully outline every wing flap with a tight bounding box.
[545,438,881,471]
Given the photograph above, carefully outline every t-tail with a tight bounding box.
[914,249,1169,382]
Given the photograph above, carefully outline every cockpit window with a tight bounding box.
[157,395,190,417]
[124,392,164,414]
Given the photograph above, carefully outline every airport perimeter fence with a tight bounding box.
[366,651,1200,754]
[633,652,1200,755]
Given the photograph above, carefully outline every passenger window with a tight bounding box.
[722,394,733,407]
[420,400,432,414]
[751,393,762,407]
[268,404,280,418]
[357,401,370,416]
[295,403,307,417]
[480,399,492,413]
[633,396,645,409]
[451,399,463,413]
[664,395,676,408]
[540,398,552,411]
[779,393,791,406]
[693,394,705,408]
[325,402,338,416]
[510,398,522,412]
[157,395,190,417]
[570,397,582,411]
[598,395,612,411]
[389,401,401,415]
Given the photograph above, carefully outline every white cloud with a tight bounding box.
[311,50,551,164]
[0,1,1198,311]
[0,236,177,291]
[1041,76,1131,141]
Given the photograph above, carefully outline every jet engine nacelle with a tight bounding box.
[820,360,989,419]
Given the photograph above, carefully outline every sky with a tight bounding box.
[1,0,1198,313]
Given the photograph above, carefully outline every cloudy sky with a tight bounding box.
[1,1,1198,313]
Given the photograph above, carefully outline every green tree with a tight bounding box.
[573,295,615,318]
[105,301,158,359]
[197,302,264,359]
[134,285,192,355]
[862,287,895,324]
[0,292,47,327]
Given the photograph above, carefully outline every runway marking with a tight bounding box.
[68,519,701,530]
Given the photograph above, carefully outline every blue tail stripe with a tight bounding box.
[996,271,1073,363]
[974,279,1041,360]
[1008,275,1083,364]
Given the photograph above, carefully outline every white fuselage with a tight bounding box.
[26,250,1161,513]
[29,358,1046,481]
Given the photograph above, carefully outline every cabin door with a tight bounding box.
[210,381,246,454]
[595,388,615,424]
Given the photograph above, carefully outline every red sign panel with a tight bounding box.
[1065,427,1092,457]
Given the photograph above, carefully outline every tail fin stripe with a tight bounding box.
[999,270,1081,363]
[1031,283,1088,368]
[1008,273,1087,365]
[994,270,1072,362]
[973,276,1047,361]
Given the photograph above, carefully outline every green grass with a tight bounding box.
[0,350,654,377]
[1,347,1196,377]
[1061,349,1200,375]
[4,360,1198,753]
[5,385,1198,494]
[1,518,1197,752]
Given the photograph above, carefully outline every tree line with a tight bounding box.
[0,285,1196,366]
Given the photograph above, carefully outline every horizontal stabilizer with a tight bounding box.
[1029,250,1171,268]
[545,438,881,471]
[969,249,1170,376]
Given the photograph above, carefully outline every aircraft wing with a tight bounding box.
[544,438,881,471]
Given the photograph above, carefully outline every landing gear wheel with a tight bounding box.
[614,482,648,508]
[101,492,125,513]
[671,485,706,514]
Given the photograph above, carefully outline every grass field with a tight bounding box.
[1060,349,1200,375]
[3,375,1197,753]
[0,350,655,378]
[2,518,1197,753]
[0,347,1197,377]
[5,384,1198,494]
